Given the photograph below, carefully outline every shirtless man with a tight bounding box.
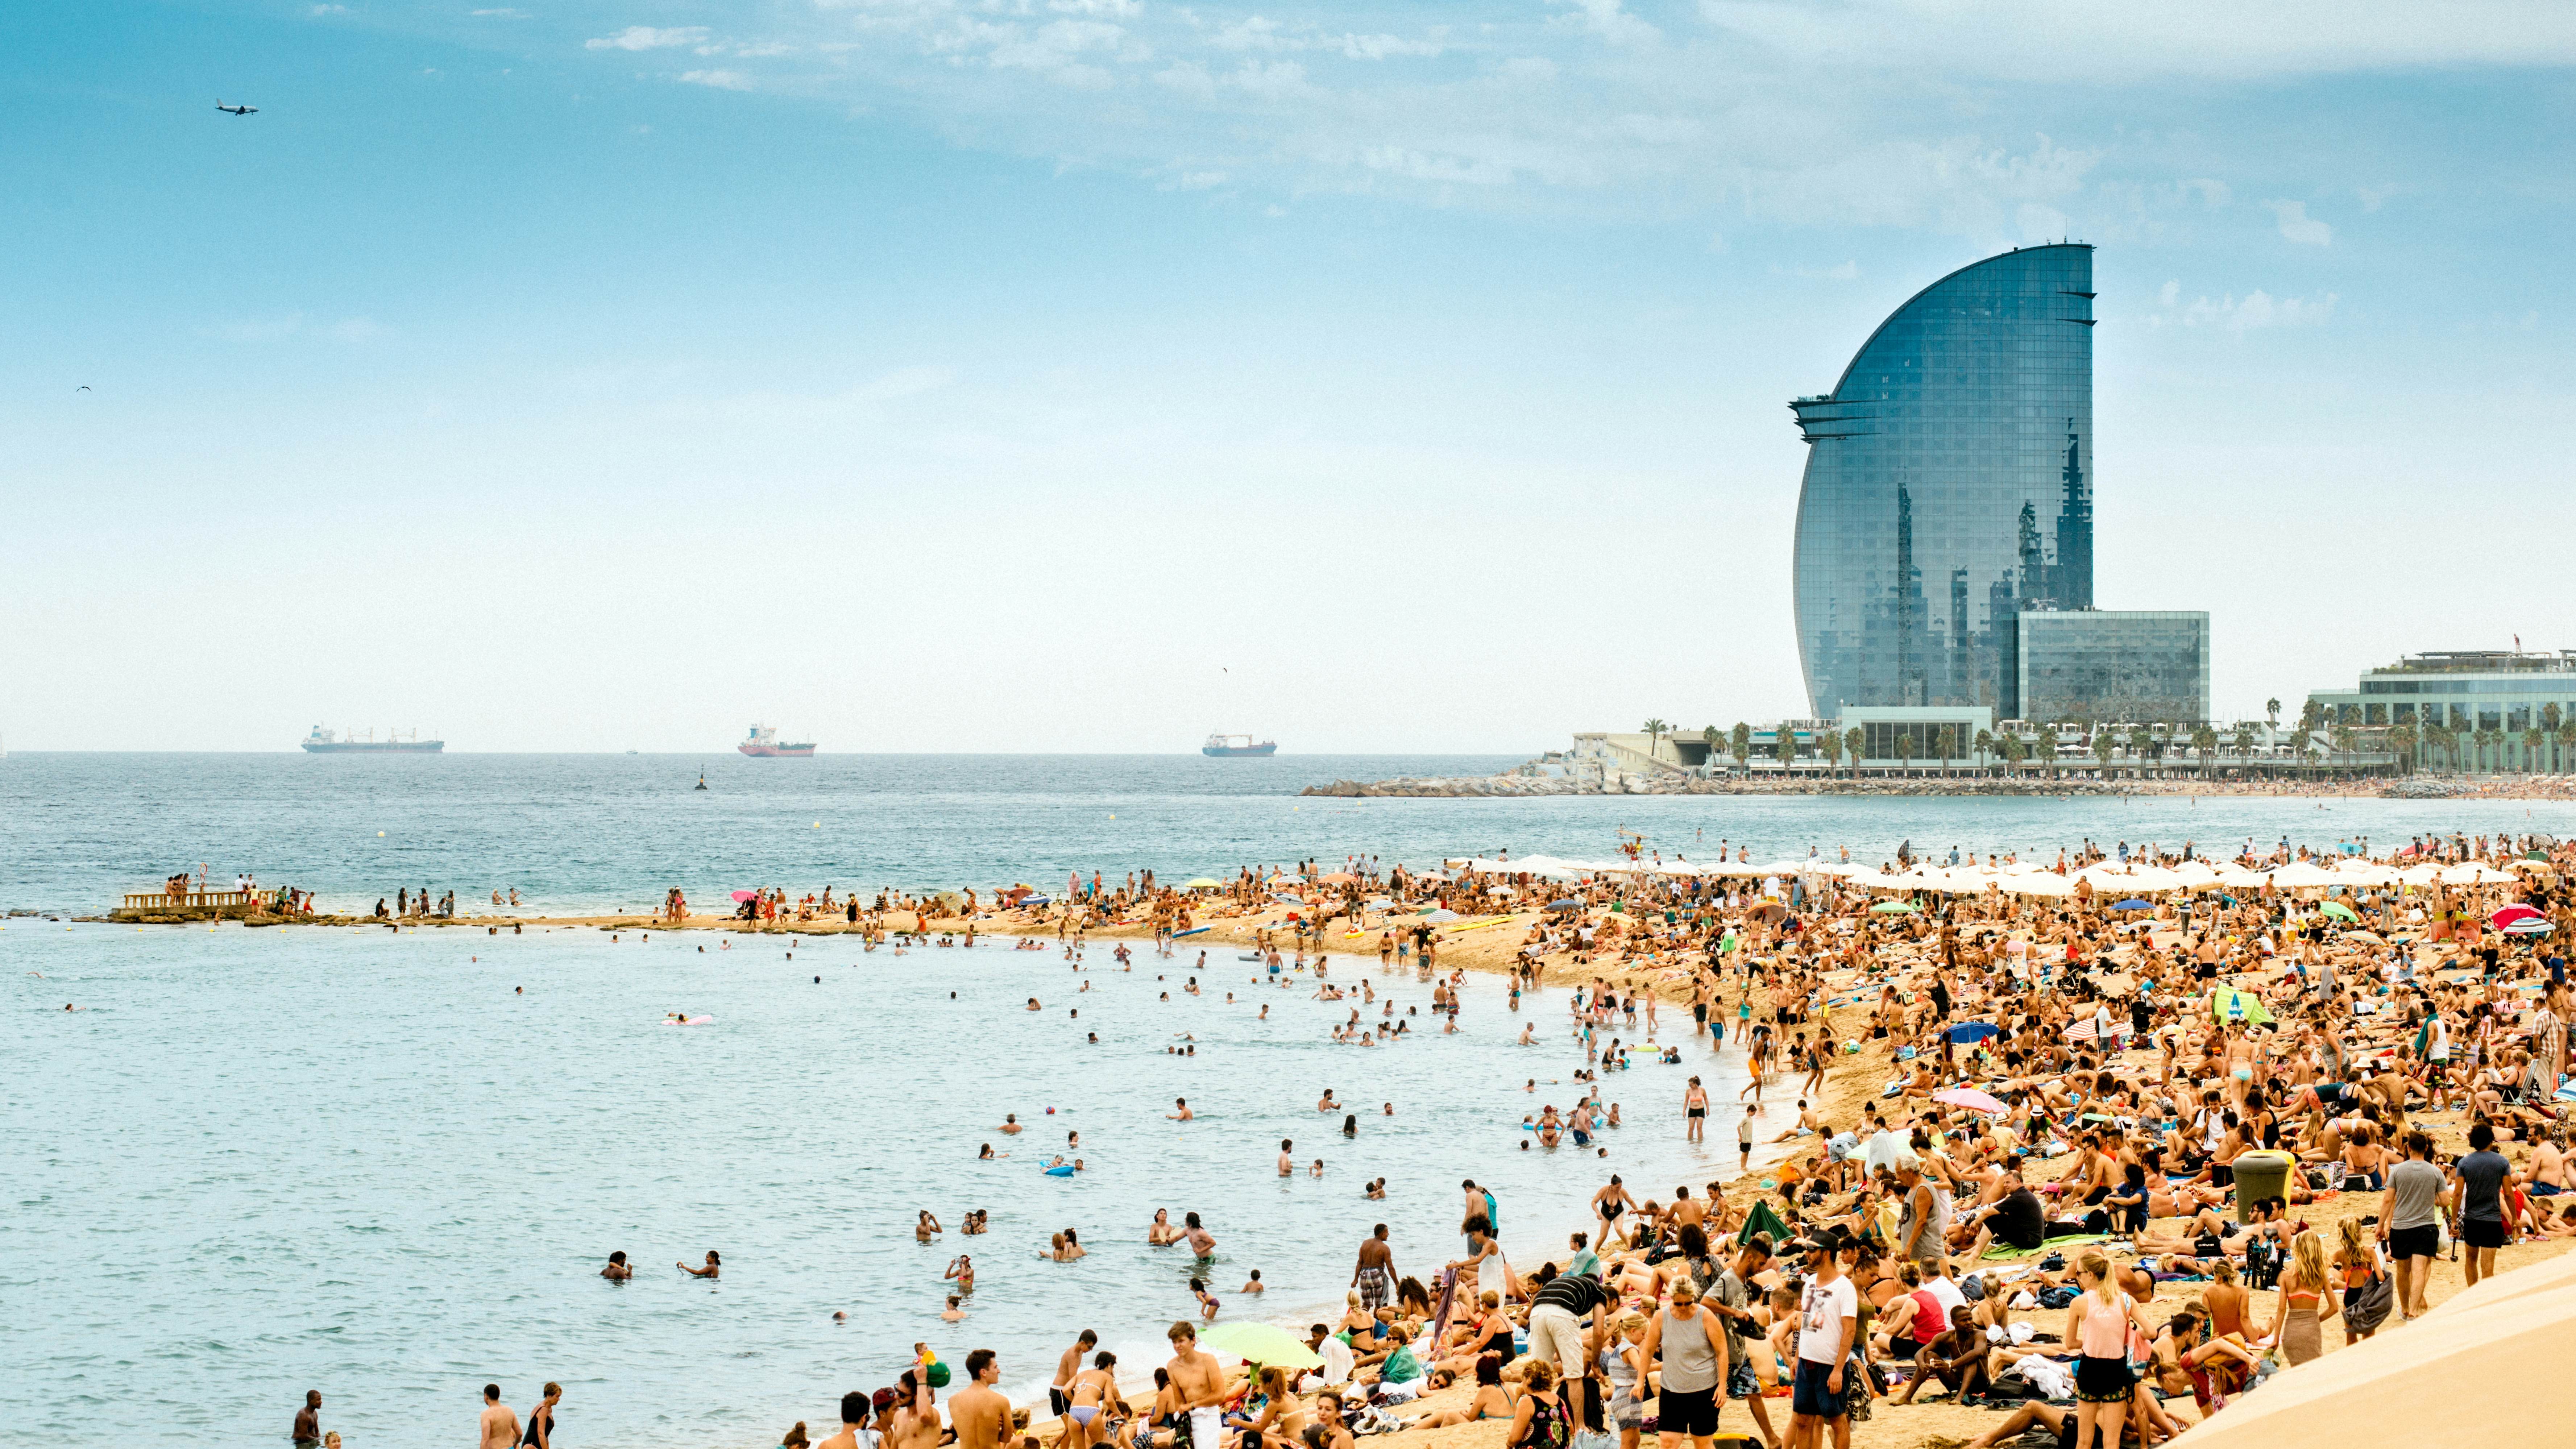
[1053,1330,1099,1420]
[950,1349,1012,1449]
[478,1386,518,1449]
[1168,1098,1195,1121]
[1165,1323,1230,1449]
[884,1373,943,1449]
[1279,1139,1297,1177]
[1352,1224,1397,1311]
[816,1393,875,1449]
[1668,1184,1706,1232]
[1185,1212,1216,1263]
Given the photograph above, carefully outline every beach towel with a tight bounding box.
[1980,1233,2111,1261]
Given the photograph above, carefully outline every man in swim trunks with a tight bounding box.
[1185,1212,1216,1263]
[1054,1330,1098,1419]
[1166,1323,1228,1449]
[1353,1224,1396,1311]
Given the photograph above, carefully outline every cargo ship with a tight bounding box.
[1202,732,1277,757]
[738,724,816,757]
[302,726,443,754]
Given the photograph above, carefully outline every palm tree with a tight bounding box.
[1642,718,1668,761]
[1893,732,1916,777]
[1974,728,1995,776]
[1774,724,1799,772]
[1819,727,1843,776]
[2425,721,2455,773]
[2231,721,2258,772]
[1843,727,1864,779]
[2388,721,2417,774]
[2001,733,2027,777]
[1729,722,1753,776]
[2266,697,2282,732]
[2191,723,2219,778]
[1700,724,1721,775]
[2557,720,2576,777]
[2127,725,2154,775]
[2091,731,2117,777]
[1936,724,1957,779]
[2034,723,2060,777]
[2331,722,2355,760]
[2527,726,2547,774]
[2546,705,2566,772]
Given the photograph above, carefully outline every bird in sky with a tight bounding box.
[216,99,258,115]
[77,385,91,391]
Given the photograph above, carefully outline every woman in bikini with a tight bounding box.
[1064,1353,1118,1449]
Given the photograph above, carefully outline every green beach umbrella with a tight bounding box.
[2318,901,2361,923]
[1738,1200,1792,1247]
[1197,1321,1324,1369]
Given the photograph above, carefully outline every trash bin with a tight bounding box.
[2232,1150,2295,1221]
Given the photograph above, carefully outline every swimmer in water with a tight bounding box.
[1149,1208,1182,1245]
[1169,1098,1194,1121]
[1240,1270,1264,1294]
[601,1251,631,1280]
[917,1211,942,1242]
[941,1294,967,1322]
[679,1250,720,1278]
[1000,1114,1023,1135]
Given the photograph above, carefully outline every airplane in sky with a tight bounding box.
[216,99,258,115]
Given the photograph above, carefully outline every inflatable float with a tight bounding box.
[658,1015,714,1026]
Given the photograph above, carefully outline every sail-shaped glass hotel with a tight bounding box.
[1789,244,2097,718]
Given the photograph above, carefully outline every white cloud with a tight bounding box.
[1553,0,1659,46]
[1695,0,2576,82]
[309,3,346,12]
[1212,17,1292,51]
[2149,286,2337,331]
[2357,183,2398,212]
[587,26,709,51]
[1173,170,1229,189]
[1339,32,1445,59]
[680,69,755,90]
[2016,202,2068,240]
[2268,199,2332,245]
[469,7,527,16]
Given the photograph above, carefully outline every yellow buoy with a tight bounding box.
[378,831,386,837]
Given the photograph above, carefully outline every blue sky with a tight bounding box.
[7,1,2574,751]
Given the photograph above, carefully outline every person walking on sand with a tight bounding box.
[1353,1224,1396,1312]
[1738,1106,1757,1172]
[478,1386,519,1449]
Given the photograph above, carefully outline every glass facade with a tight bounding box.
[2016,610,2210,724]
[1790,244,2094,717]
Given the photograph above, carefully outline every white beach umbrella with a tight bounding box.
[2270,860,2341,889]
[2397,864,2444,886]
[2007,874,2075,897]
[2442,863,2523,885]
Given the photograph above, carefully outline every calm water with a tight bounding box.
[11,753,2576,1449]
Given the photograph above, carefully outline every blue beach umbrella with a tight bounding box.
[1946,1021,2003,1044]
[2111,898,2153,911]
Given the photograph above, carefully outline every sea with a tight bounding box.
[11,752,2576,1449]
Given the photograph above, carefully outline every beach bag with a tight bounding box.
[1841,1355,1874,1422]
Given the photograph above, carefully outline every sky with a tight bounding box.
[6,1,2575,752]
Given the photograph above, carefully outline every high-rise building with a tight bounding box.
[1789,244,2095,717]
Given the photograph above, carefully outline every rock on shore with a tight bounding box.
[1299,773,2168,798]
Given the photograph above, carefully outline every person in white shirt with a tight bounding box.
[1789,1242,1857,1447]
